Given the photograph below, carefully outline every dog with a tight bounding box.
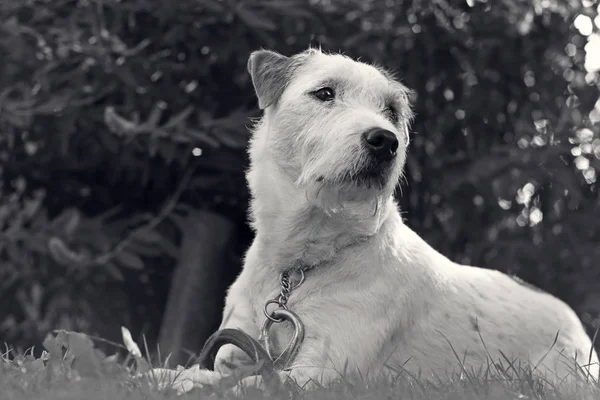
[149,48,599,394]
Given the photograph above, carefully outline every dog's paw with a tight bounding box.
[214,343,257,374]
[142,365,220,395]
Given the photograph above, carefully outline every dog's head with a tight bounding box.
[247,48,414,213]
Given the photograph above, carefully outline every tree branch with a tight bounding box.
[92,159,200,267]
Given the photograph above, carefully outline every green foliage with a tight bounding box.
[0,0,599,351]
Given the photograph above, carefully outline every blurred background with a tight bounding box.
[1,0,599,366]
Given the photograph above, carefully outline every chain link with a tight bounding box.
[263,269,305,323]
[259,267,309,369]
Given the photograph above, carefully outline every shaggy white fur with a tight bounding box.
[150,48,599,394]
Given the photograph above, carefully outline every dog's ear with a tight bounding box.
[247,50,293,110]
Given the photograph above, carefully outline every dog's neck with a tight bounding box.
[247,160,398,272]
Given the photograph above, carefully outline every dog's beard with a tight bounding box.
[338,159,393,190]
[303,166,398,217]
[299,148,402,216]
[304,180,381,217]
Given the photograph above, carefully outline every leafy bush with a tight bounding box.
[0,0,599,352]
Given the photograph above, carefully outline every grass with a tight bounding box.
[1,329,599,400]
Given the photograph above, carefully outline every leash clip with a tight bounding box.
[259,308,305,370]
[260,268,307,369]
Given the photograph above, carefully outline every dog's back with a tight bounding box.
[396,254,599,382]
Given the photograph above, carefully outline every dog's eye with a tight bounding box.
[385,106,398,122]
[312,87,335,102]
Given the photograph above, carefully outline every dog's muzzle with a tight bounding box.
[362,128,398,162]
[346,128,399,187]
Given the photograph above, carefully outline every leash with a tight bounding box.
[196,267,309,388]
[196,328,281,389]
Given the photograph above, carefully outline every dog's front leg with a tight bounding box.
[212,277,262,375]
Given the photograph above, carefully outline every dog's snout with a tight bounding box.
[362,129,399,161]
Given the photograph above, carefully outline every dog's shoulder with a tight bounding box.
[507,274,546,294]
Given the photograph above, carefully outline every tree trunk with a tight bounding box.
[158,209,236,367]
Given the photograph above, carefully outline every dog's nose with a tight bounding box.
[362,129,399,161]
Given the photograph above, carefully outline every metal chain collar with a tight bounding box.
[263,269,305,322]
[259,268,308,369]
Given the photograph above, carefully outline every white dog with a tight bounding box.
[151,48,599,393]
